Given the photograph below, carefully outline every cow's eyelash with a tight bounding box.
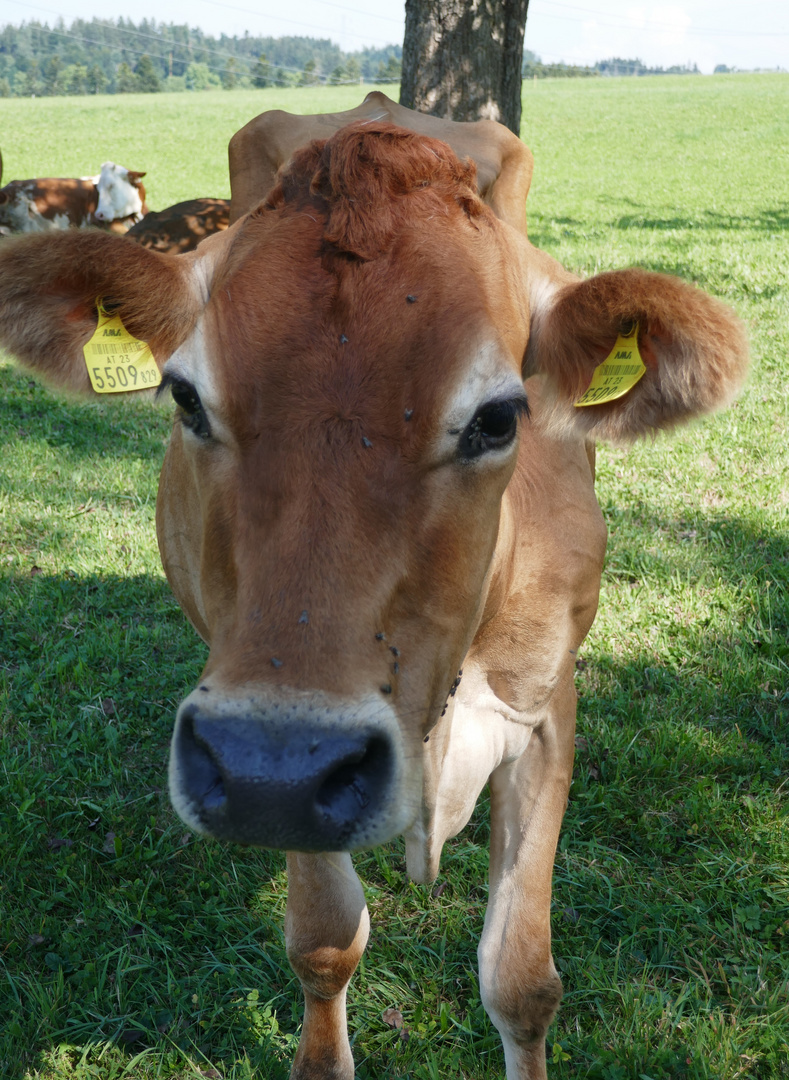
[158,375,212,439]
[155,373,178,401]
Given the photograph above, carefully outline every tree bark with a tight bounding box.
[400,0,530,135]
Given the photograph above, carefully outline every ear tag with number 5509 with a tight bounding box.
[83,300,161,393]
[574,322,646,407]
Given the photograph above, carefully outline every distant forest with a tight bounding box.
[0,18,708,98]
[0,19,403,96]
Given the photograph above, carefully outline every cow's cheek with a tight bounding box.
[157,428,210,641]
[390,467,511,737]
[156,426,240,646]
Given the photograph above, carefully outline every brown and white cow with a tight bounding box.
[126,197,230,254]
[0,119,747,1079]
[0,157,147,235]
[93,161,148,228]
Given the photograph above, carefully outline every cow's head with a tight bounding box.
[0,124,747,852]
[94,162,147,223]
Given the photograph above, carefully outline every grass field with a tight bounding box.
[1,74,787,1080]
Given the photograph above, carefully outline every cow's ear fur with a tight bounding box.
[0,230,197,397]
[526,268,749,442]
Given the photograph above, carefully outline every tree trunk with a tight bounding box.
[400,0,530,135]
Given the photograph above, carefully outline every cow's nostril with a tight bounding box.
[203,773,226,810]
[178,711,227,812]
[316,737,390,828]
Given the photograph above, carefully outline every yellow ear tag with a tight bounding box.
[574,323,646,407]
[83,300,161,393]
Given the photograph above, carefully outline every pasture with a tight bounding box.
[0,74,787,1079]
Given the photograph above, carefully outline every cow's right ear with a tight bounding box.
[0,230,199,397]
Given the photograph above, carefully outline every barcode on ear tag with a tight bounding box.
[574,323,646,407]
[83,300,161,393]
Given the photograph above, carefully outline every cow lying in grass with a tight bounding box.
[126,197,230,254]
[0,152,147,235]
[0,111,747,1079]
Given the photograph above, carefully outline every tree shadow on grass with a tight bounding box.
[0,572,293,1080]
[548,503,788,1075]
[547,633,788,1077]
[595,199,789,234]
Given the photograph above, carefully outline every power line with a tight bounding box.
[5,0,783,80]
[234,0,402,27]
[531,0,789,38]
[2,0,402,48]
[0,7,403,82]
[1,0,250,61]
[0,3,402,80]
[194,0,397,45]
[1,0,389,61]
[2,12,256,74]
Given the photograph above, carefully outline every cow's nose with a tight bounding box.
[171,708,395,850]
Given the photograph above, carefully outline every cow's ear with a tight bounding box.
[0,230,198,398]
[525,268,749,442]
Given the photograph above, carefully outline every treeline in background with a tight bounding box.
[0,18,714,99]
[0,19,403,97]
[524,55,702,78]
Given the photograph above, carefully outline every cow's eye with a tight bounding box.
[461,397,528,458]
[170,379,211,439]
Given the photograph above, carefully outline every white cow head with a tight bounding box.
[94,162,146,224]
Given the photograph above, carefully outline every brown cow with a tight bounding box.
[229,90,533,232]
[126,197,230,254]
[0,156,147,235]
[0,121,747,1079]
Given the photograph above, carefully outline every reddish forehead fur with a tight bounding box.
[260,121,486,260]
[209,122,509,438]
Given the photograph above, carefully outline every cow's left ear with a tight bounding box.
[0,230,197,398]
[525,268,749,442]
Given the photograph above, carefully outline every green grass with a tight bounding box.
[1,74,788,1079]
[0,85,400,208]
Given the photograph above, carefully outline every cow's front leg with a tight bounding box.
[286,851,369,1080]
[478,679,576,1080]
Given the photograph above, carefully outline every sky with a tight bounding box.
[0,0,786,75]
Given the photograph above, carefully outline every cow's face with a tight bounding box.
[94,163,146,222]
[160,163,532,851]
